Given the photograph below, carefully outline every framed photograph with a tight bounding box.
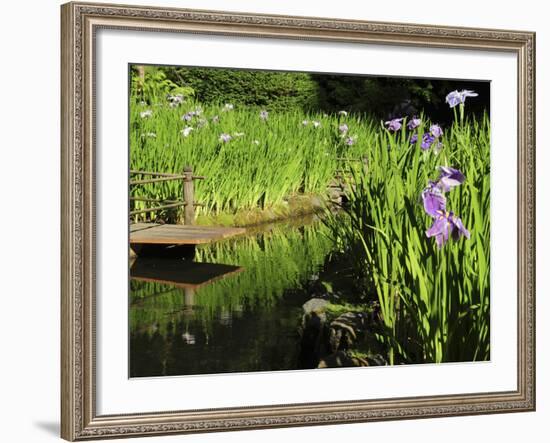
[61,1,536,440]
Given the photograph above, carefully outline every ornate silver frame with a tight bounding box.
[61,2,536,440]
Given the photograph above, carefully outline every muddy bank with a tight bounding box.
[195,194,329,228]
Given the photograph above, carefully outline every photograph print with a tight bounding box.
[128,65,490,378]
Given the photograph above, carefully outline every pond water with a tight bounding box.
[129,216,343,377]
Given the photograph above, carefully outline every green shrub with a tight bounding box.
[131,65,195,104]
[167,68,320,111]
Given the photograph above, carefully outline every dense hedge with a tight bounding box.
[167,68,320,112]
[157,66,489,122]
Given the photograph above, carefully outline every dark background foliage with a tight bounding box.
[139,65,490,124]
[312,74,489,124]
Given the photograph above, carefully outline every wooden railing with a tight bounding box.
[129,166,204,225]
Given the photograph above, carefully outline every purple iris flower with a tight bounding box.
[181,126,193,137]
[445,90,462,108]
[437,166,465,192]
[460,90,479,101]
[426,211,470,248]
[422,181,446,217]
[449,214,470,241]
[430,124,443,138]
[421,133,436,150]
[167,94,184,108]
[422,165,469,248]
[219,133,232,143]
[385,118,404,132]
[260,110,269,120]
[445,89,479,108]
[412,130,440,151]
[407,117,421,130]
[339,123,349,134]
[345,136,356,146]
[181,112,194,122]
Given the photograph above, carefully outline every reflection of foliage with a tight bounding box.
[130,220,335,376]
[130,220,333,335]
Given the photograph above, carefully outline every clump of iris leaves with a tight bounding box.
[323,90,489,364]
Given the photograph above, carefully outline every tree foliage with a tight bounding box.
[132,65,489,123]
[131,66,195,104]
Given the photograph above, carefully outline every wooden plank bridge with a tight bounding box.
[130,166,245,257]
[130,223,245,247]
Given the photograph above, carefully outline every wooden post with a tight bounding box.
[184,287,195,308]
[183,166,195,225]
[136,65,145,81]
[362,156,369,174]
[183,287,195,316]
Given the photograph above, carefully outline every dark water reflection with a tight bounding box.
[129,216,335,377]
